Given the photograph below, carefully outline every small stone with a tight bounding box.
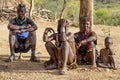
[105,68,110,71]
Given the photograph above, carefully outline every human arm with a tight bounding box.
[109,48,116,69]
[26,18,37,32]
[7,19,20,31]
[7,18,37,33]
[80,31,97,45]
[43,27,55,42]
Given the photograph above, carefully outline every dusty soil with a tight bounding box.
[0,20,120,80]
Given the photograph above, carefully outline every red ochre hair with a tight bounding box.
[57,19,69,33]
[80,16,92,26]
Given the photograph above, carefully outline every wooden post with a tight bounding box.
[59,0,67,19]
[0,0,5,13]
[79,0,94,31]
[0,0,2,13]
[29,0,34,18]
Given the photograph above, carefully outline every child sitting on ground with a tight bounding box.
[97,37,116,69]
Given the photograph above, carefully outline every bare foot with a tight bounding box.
[5,55,15,62]
[90,65,97,69]
[46,64,57,70]
[59,67,67,75]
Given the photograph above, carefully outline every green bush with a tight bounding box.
[39,0,80,27]
[94,7,120,26]
[108,11,120,26]
[26,0,120,26]
[94,8,111,25]
[64,0,79,27]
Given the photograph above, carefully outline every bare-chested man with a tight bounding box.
[74,16,97,67]
[43,19,77,75]
[6,4,40,62]
[97,37,116,69]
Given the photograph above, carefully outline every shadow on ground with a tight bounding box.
[0,55,51,72]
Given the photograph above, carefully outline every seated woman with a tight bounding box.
[6,4,39,62]
[74,16,97,67]
[97,37,116,69]
[43,19,77,75]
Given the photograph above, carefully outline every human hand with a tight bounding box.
[13,29,21,33]
[45,27,55,34]
[26,24,32,29]
[81,40,87,45]
[21,29,28,32]
[27,27,34,32]
[19,26,24,29]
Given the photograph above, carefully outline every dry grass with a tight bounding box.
[0,21,120,80]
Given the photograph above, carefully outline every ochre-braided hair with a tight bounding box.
[80,16,92,26]
[57,19,69,33]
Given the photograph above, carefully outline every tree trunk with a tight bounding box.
[0,0,3,13]
[79,0,94,31]
[59,0,67,19]
[29,0,34,18]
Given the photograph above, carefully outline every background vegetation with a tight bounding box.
[29,0,120,26]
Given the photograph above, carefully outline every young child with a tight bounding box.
[97,37,116,69]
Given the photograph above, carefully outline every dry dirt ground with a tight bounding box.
[0,20,120,80]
